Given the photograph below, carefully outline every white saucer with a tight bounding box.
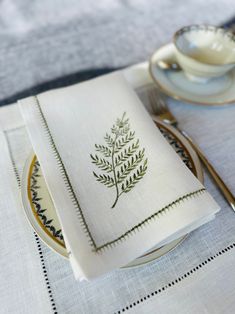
[149,43,235,105]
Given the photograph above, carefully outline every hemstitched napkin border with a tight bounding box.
[34,95,206,252]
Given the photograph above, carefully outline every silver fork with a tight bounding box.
[148,88,235,211]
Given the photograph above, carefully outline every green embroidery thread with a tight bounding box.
[90,112,148,208]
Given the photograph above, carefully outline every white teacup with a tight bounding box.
[173,25,235,83]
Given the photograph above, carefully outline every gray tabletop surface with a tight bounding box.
[0,0,234,105]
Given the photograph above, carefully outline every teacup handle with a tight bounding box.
[157,48,181,71]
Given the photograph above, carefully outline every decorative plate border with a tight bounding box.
[28,155,65,248]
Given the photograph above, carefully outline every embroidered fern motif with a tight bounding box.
[90,112,148,208]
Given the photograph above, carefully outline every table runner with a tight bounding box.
[1,63,235,313]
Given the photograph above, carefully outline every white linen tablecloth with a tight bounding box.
[1,63,235,313]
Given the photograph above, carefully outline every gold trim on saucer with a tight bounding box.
[149,44,235,106]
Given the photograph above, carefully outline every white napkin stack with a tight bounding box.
[19,72,220,280]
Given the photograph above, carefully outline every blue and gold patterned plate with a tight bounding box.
[21,118,203,267]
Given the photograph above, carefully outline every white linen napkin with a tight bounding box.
[19,72,220,280]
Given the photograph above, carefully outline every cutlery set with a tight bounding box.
[148,89,235,211]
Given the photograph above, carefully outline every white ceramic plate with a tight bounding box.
[149,43,235,105]
[21,118,203,267]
